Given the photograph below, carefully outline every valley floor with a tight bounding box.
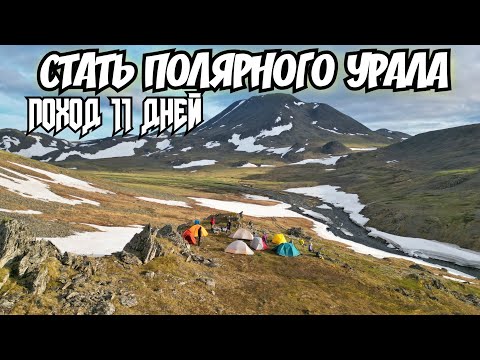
[1,152,480,314]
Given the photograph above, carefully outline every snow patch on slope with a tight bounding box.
[55,140,147,161]
[173,160,217,169]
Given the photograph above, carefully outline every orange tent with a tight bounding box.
[182,229,197,245]
[188,224,208,237]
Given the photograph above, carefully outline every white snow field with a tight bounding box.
[239,163,258,168]
[243,194,277,202]
[0,162,111,205]
[289,156,343,166]
[16,136,57,158]
[350,147,377,151]
[40,224,144,256]
[228,123,293,154]
[156,139,173,151]
[55,140,147,161]
[0,208,42,215]
[286,184,480,270]
[9,162,112,194]
[136,196,191,208]
[0,136,20,150]
[228,134,266,153]
[173,160,217,169]
[204,141,221,149]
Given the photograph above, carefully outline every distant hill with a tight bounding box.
[342,124,480,170]
[0,128,74,158]
[331,124,480,250]
[1,93,404,169]
[375,128,411,142]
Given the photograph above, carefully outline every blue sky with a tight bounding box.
[1,45,479,140]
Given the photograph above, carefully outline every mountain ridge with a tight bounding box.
[1,93,408,168]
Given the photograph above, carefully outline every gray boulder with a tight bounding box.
[122,224,164,264]
[0,219,61,295]
[157,224,173,237]
[91,301,116,315]
[116,251,142,265]
[119,293,138,307]
[28,267,49,295]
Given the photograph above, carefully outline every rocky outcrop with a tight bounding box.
[122,224,164,264]
[1,219,59,267]
[61,252,98,277]
[157,224,174,237]
[0,219,61,295]
[286,227,312,241]
[0,270,8,291]
[320,141,350,155]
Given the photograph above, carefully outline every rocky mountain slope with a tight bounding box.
[0,94,405,170]
[262,124,480,251]
[347,123,479,170]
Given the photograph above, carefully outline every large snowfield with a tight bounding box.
[286,185,480,271]
[0,164,106,205]
[40,224,144,256]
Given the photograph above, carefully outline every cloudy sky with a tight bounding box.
[0,45,479,140]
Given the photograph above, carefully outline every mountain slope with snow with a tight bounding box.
[0,93,402,169]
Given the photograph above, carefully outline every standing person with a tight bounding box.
[210,216,216,230]
[197,224,207,247]
[261,232,268,248]
[238,211,243,226]
[308,241,314,252]
[226,218,232,233]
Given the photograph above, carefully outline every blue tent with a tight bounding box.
[275,242,301,257]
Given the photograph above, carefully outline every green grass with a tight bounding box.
[436,167,480,176]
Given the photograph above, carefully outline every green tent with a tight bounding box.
[275,242,300,257]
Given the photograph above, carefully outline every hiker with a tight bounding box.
[299,239,305,247]
[238,211,243,225]
[315,251,323,259]
[308,241,314,252]
[226,218,232,233]
[197,224,208,246]
[262,232,268,248]
[198,228,203,246]
[210,216,216,230]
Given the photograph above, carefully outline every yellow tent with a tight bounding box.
[189,225,208,237]
[272,233,287,244]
